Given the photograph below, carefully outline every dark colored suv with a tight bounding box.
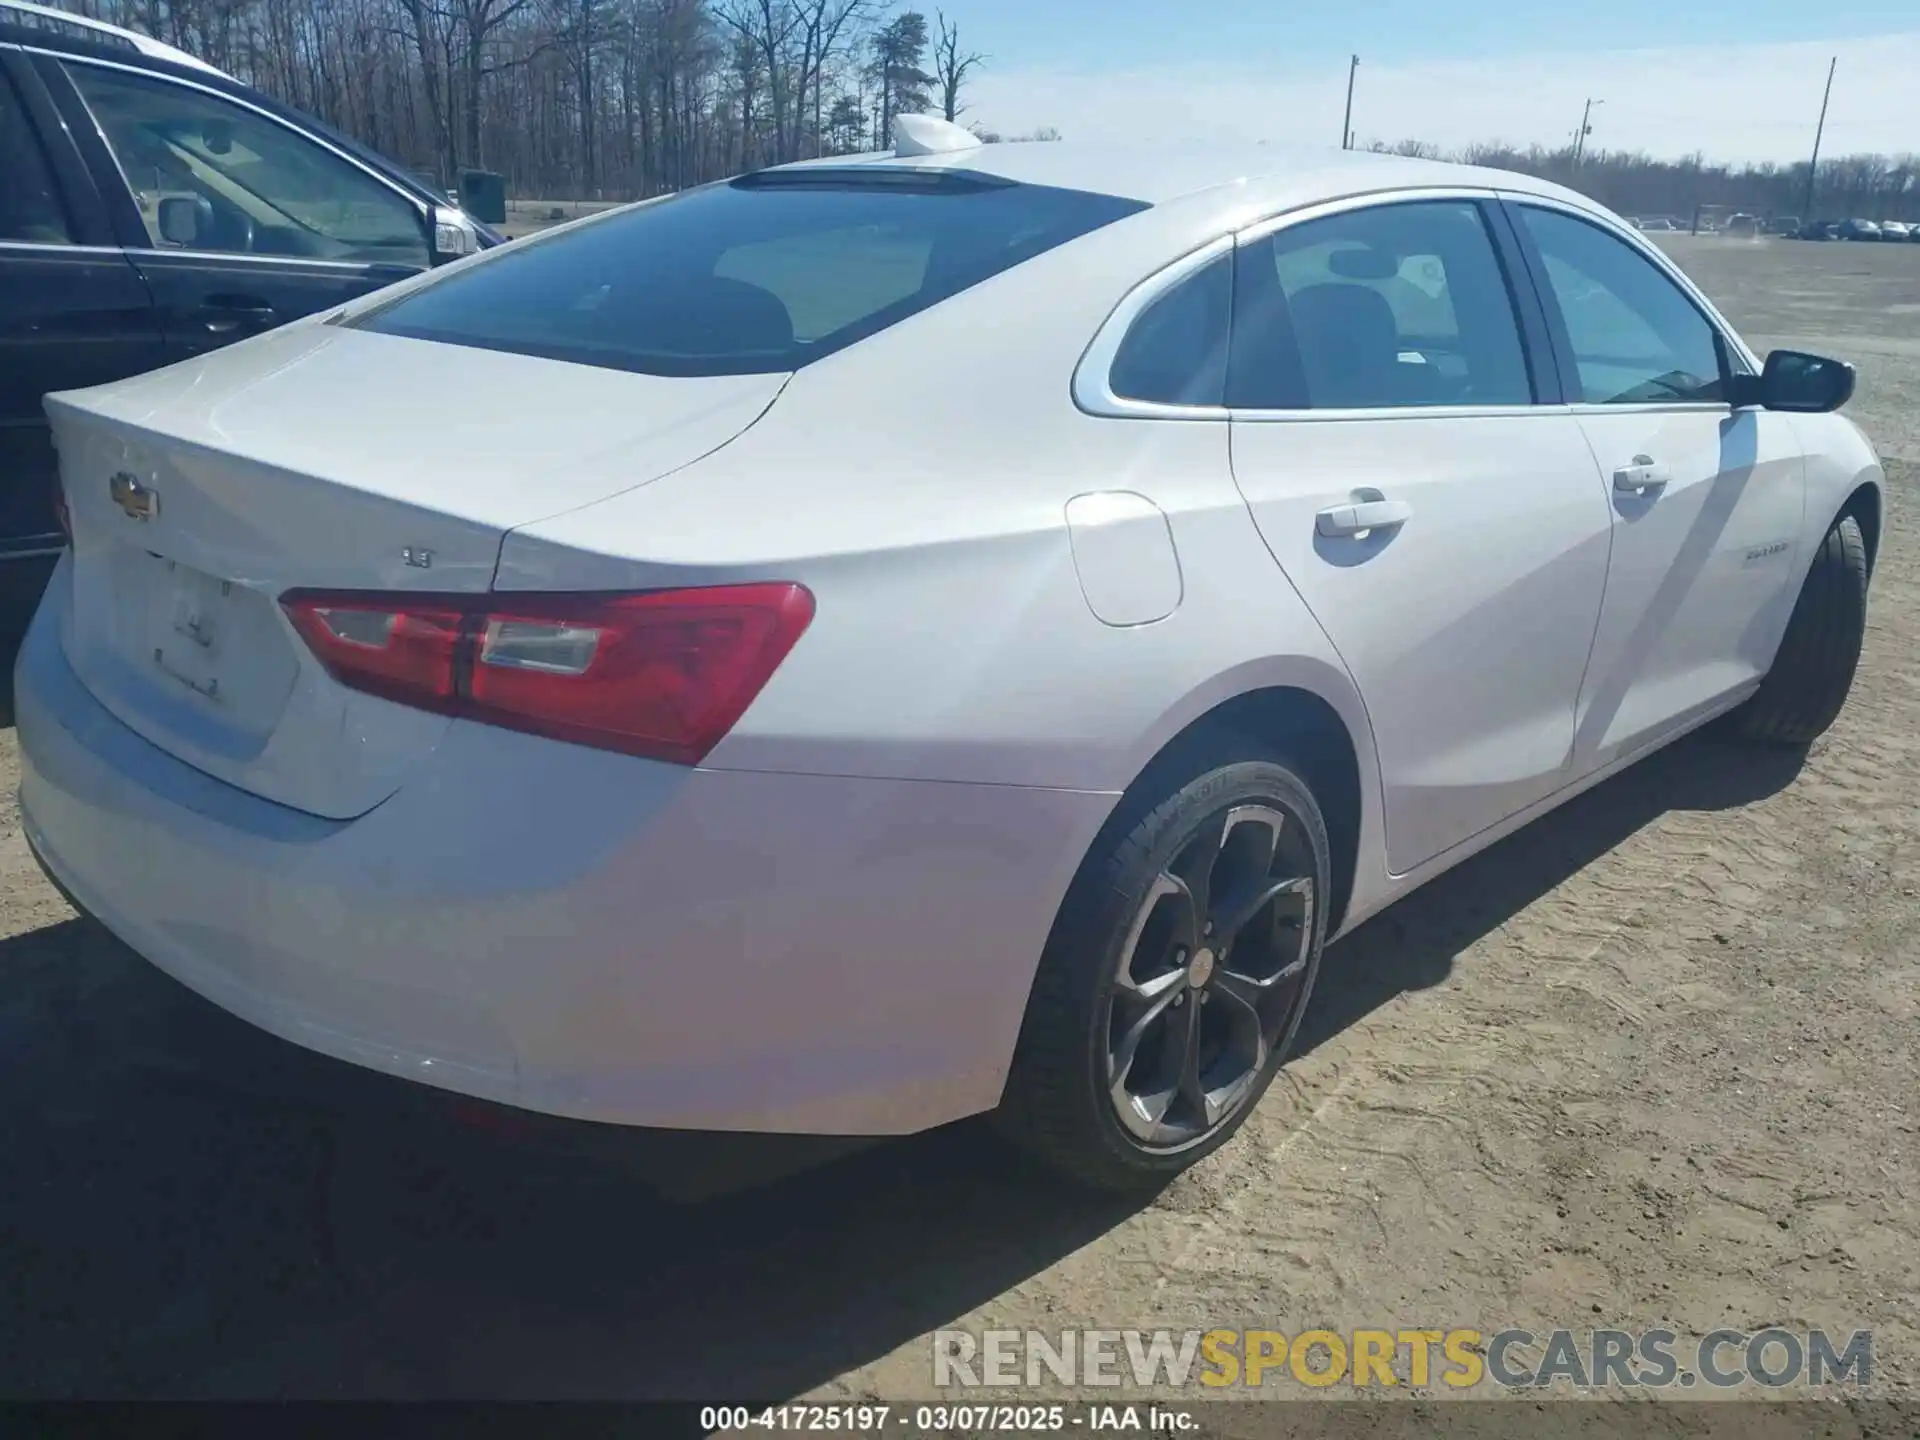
[1,0,499,610]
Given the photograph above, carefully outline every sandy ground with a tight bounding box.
[0,235,1915,1405]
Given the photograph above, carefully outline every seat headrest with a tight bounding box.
[598,274,796,356]
[1287,283,1403,408]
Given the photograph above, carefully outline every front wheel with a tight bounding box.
[996,748,1331,1192]
[1722,511,1869,746]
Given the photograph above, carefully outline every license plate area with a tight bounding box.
[64,544,305,760]
[153,559,237,702]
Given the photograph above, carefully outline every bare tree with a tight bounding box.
[794,0,871,158]
[931,10,980,123]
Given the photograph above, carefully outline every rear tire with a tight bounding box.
[1723,512,1868,746]
[996,743,1331,1192]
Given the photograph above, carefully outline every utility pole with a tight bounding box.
[1342,55,1358,149]
[1804,56,1836,220]
[1572,97,1602,168]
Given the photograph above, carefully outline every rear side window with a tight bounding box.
[1108,254,1231,407]
[66,62,429,267]
[0,72,73,244]
[356,172,1148,377]
[1228,200,1533,411]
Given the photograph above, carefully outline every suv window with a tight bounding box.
[1229,200,1532,411]
[65,62,428,267]
[355,171,1148,377]
[1517,206,1726,404]
[0,72,73,243]
[1108,254,1230,406]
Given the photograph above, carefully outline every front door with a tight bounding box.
[1508,202,1807,768]
[1227,197,1615,875]
[49,56,430,363]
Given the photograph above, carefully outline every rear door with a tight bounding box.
[0,48,162,565]
[1226,194,1615,876]
[1505,200,1806,768]
[41,53,430,362]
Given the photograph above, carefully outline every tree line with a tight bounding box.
[42,2,1920,222]
[56,0,992,199]
[1373,139,1920,226]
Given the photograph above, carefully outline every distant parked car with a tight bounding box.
[0,0,498,606]
[1837,218,1882,241]
[1724,213,1759,236]
[1768,216,1800,236]
[1878,221,1911,242]
[1638,217,1680,232]
[1798,220,1839,240]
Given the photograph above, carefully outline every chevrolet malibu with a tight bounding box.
[17,117,1880,1190]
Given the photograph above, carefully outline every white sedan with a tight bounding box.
[17,118,1880,1190]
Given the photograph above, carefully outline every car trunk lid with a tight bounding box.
[45,324,785,819]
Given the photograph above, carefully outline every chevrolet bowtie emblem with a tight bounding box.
[110,471,158,522]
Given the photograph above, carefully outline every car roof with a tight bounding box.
[0,0,221,73]
[773,138,1597,214]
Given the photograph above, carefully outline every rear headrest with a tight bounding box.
[600,274,795,356]
[1286,283,1402,408]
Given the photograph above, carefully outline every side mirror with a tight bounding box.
[1732,349,1854,413]
[157,194,207,248]
[428,205,478,265]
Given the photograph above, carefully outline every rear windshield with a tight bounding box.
[354,170,1147,376]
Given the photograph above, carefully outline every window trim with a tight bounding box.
[1074,184,1767,426]
[1072,232,1235,420]
[1075,187,1562,424]
[1499,194,1759,415]
[34,48,430,261]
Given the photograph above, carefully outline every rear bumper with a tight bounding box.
[15,573,1111,1135]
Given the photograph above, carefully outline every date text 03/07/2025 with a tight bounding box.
[700,1404,1197,1432]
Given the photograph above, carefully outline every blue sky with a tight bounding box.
[935,0,1920,161]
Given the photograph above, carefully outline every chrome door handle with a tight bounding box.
[1316,498,1412,537]
[1613,456,1669,496]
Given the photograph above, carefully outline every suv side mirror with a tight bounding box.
[428,205,479,265]
[157,194,208,248]
[1733,349,1855,413]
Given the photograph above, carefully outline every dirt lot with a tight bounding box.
[0,235,1915,1405]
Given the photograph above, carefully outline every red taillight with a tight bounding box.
[51,477,71,545]
[280,583,814,765]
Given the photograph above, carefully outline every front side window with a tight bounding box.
[0,72,73,244]
[65,62,428,267]
[1229,199,1533,411]
[1517,206,1726,405]
[355,171,1147,377]
[1107,254,1231,407]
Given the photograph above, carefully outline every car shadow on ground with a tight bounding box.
[0,730,1804,1401]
